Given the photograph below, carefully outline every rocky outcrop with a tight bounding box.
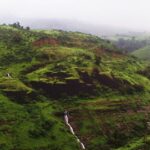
[93,71,144,93]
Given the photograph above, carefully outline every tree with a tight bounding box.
[26,26,30,31]
[10,22,23,29]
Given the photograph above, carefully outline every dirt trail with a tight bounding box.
[64,111,85,149]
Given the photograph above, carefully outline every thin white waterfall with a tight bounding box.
[64,111,86,149]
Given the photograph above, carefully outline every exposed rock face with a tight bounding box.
[30,80,95,98]
[28,69,144,98]
[4,90,37,103]
[93,71,144,93]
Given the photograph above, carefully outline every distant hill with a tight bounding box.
[132,46,150,60]
[105,33,150,54]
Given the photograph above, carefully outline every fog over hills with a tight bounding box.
[17,18,143,36]
[1,0,150,36]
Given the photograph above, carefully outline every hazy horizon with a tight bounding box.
[1,0,150,32]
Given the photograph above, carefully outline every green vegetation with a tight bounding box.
[132,46,150,60]
[0,24,150,150]
[0,94,79,150]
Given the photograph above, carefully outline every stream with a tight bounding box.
[64,111,86,149]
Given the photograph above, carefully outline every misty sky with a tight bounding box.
[0,0,150,31]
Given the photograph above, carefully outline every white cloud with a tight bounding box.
[0,0,150,31]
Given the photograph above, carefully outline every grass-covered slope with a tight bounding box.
[0,93,79,150]
[132,46,150,60]
[0,24,150,150]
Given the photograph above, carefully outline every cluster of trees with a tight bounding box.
[0,44,35,66]
[9,22,30,30]
[0,23,37,66]
[114,37,150,53]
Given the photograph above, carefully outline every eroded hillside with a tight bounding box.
[0,25,150,150]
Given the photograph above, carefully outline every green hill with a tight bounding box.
[0,24,150,150]
[132,46,150,60]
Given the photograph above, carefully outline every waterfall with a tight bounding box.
[64,111,86,149]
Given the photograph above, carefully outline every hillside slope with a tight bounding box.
[132,46,150,60]
[0,25,150,150]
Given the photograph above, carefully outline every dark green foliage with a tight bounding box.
[11,32,23,43]
[115,37,149,53]
[10,22,24,29]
